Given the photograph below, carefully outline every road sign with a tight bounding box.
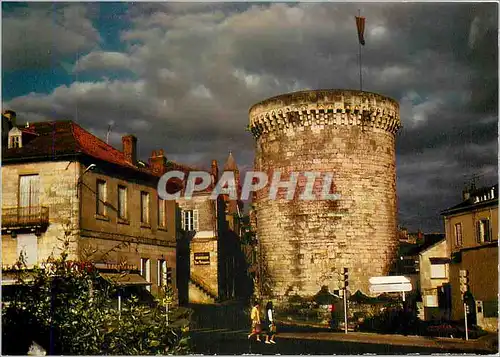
[369,282,412,294]
[369,276,411,285]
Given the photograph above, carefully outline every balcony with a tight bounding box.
[2,206,49,231]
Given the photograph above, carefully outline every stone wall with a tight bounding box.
[177,195,219,299]
[2,160,178,298]
[2,161,80,266]
[79,164,178,297]
[249,90,401,300]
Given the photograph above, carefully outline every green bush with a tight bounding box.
[2,246,190,355]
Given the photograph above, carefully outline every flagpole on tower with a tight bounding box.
[358,9,362,91]
[355,10,366,91]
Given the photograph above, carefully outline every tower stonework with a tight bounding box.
[248,89,401,300]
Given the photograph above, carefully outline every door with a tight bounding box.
[19,175,40,221]
[16,234,38,266]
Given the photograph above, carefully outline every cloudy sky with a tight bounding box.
[2,2,498,232]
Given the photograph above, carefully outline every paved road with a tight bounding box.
[189,328,497,355]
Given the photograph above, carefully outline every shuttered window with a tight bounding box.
[158,198,167,228]
[141,258,151,292]
[118,186,127,219]
[476,219,491,243]
[96,180,107,216]
[19,175,40,208]
[141,192,150,224]
[181,210,198,231]
[454,223,462,247]
[157,259,167,287]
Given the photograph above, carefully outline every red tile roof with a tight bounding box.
[3,121,156,177]
[2,120,227,196]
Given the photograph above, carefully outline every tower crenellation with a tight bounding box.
[249,89,400,138]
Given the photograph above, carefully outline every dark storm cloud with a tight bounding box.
[3,2,497,232]
[2,4,101,70]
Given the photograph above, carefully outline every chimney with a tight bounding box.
[122,135,137,165]
[462,188,471,201]
[149,149,167,175]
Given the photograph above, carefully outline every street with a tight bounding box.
[189,328,497,355]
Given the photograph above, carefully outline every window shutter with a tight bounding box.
[157,260,161,286]
[476,221,481,243]
[485,220,491,242]
[181,210,186,230]
[193,210,199,231]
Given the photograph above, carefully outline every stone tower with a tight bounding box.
[248,89,401,300]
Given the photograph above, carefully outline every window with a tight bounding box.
[96,180,107,216]
[16,234,38,267]
[8,128,22,149]
[454,223,463,247]
[140,191,150,224]
[430,263,447,279]
[424,295,438,307]
[157,259,167,287]
[181,210,198,231]
[476,219,491,243]
[118,186,128,219]
[10,135,21,148]
[19,174,40,208]
[167,267,173,286]
[158,198,167,228]
[140,258,151,292]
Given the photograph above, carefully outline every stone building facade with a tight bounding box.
[248,89,401,301]
[2,118,178,300]
[170,153,251,304]
[441,184,498,332]
[417,238,451,321]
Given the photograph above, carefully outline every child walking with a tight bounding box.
[265,301,276,344]
[248,301,262,342]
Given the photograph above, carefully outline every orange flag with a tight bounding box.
[355,16,366,46]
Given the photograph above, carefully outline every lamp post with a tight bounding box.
[76,164,96,198]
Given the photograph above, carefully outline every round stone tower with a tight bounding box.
[248,89,401,300]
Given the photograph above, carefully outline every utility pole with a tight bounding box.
[343,268,349,334]
[460,269,470,340]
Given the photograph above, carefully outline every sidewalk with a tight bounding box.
[276,330,498,353]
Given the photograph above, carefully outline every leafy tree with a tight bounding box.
[2,240,190,355]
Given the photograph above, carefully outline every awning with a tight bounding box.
[429,257,451,264]
[100,272,152,286]
[1,271,35,285]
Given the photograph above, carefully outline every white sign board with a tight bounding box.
[369,282,412,294]
[369,276,410,285]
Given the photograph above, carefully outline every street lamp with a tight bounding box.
[76,164,97,198]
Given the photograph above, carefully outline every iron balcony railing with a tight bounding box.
[2,206,49,229]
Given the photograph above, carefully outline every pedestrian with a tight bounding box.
[264,301,276,344]
[329,303,337,330]
[248,301,262,342]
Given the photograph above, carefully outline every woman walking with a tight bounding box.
[248,301,262,342]
[264,301,276,344]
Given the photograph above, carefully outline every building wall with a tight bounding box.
[249,90,401,299]
[418,240,449,320]
[449,246,498,324]
[2,161,80,267]
[444,205,498,330]
[79,237,176,297]
[79,166,177,296]
[177,195,219,300]
[445,206,498,254]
